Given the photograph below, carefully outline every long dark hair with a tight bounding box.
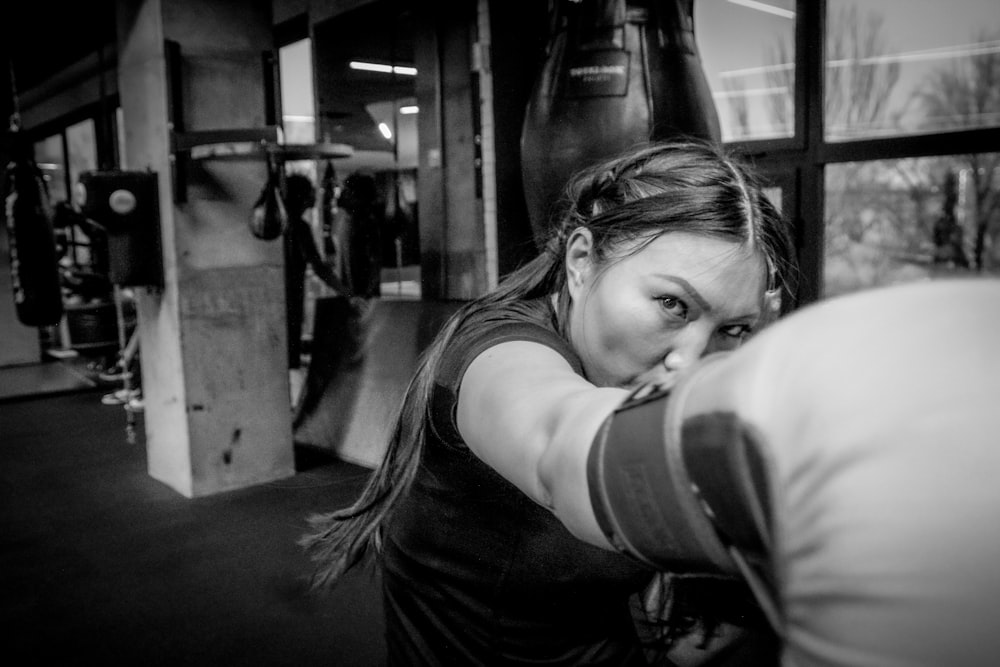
[300,138,797,589]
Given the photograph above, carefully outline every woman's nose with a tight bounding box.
[662,349,688,372]
[662,325,714,372]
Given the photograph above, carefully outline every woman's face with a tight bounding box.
[566,229,767,389]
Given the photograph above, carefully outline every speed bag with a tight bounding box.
[2,158,64,326]
[249,155,288,241]
[520,0,721,247]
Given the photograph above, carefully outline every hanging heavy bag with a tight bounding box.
[2,152,64,326]
[248,153,287,240]
[520,0,721,247]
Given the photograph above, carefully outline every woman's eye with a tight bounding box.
[658,296,689,321]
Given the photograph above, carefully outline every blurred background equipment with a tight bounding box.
[520,0,721,246]
[2,128,64,327]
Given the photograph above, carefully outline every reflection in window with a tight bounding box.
[824,153,1000,297]
[826,0,1000,141]
[697,0,796,141]
[312,0,421,299]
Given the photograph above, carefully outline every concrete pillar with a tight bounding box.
[414,2,488,300]
[116,0,294,497]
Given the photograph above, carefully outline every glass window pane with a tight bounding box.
[66,118,97,188]
[116,107,127,169]
[697,0,796,141]
[313,0,421,299]
[34,134,67,204]
[824,153,1000,298]
[64,119,101,269]
[764,185,783,215]
[279,38,316,147]
[825,0,1000,141]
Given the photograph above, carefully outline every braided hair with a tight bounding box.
[301,138,797,589]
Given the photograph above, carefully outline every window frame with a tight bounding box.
[724,0,1000,306]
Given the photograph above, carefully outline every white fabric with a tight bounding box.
[676,278,1000,667]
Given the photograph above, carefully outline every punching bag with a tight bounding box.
[2,148,64,326]
[248,153,288,241]
[521,0,721,246]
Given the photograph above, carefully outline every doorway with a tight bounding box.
[312,0,421,300]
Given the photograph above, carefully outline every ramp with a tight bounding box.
[293,297,462,467]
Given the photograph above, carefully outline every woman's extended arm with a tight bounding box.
[456,340,629,549]
[457,339,749,577]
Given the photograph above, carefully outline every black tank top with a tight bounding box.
[381,298,652,665]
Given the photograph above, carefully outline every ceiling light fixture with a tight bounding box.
[399,105,419,115]
[378,122,393,140]
[349,61,418,76]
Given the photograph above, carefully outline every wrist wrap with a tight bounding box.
[585,380,737,574]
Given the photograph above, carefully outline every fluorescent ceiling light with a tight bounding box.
[727,0,795,19]
[399,105,419,115]
[349,61,417,76]
[378,122,393,140]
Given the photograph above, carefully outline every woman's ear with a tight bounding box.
[565,227,594,297]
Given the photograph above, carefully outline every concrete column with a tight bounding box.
[116,0,294,497]
[414,2,488,301]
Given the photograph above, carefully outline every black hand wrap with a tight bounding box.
[586,383,738,574]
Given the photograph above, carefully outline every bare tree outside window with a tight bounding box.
[761,4,1000,296]
[823,5,902,141]
[761,5,902,140]
[794,6,912,295]
[917,28,1000,272]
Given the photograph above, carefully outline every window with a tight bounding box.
[312,1,422,299]
[34,134,67,204]
[65,118,98,190]
[697,0,797,142]
[33,116,108,295]
[116,107,127,169]
[825,154,1000,297]
[279,38,317,147]
[698,0,1000,303]
[825,0,1000,141]
[33,119,99,206]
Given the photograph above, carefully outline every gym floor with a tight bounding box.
[0,388,387,666]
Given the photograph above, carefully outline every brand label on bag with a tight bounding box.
[564,50,630,98]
